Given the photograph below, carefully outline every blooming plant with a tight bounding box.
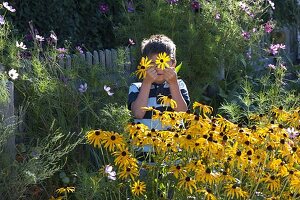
[135,53,172,79]
[86,99,300,199]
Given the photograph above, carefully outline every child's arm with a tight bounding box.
[131,67,158,119]
[164,68,188,112]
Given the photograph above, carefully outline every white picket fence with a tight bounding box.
[58,47,133,72]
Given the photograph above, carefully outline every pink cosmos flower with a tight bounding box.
[269,44,285,55]
[99,3,109,14]
[76,46,84,54]
[264,21,273,33]
[242,31,250,40]
[191,0,200,12]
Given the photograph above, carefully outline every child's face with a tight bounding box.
[149,53,176,84]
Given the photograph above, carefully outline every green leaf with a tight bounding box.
[175,62,182,73]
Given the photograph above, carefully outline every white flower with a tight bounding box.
[16,41,27,50]
[0,15,5,25]
[3,2,16,12]
[267,0,275,10]
[287,127,299,139]
[78,83,88,93]
[50,33,57,41]
[8,69,19,80]
[35,34,45,42]
[105,165,116,180]
[104,85,114,96]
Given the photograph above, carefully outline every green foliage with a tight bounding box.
[12,0,125,49]
[116,0,269,102]
[0,129,83,199]
[220,57,300,125]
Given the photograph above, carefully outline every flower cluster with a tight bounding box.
[86,100,300,198]
[135,52,171,79]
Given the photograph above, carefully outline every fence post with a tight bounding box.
[0,67,16,168]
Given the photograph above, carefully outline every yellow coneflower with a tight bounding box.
[155,52,170,70]
[55,186,75,194]
[86,130,104,148]
[198,188,217,200]
[290,176,300,193]
[135,56,153,79]
[193,102,213,117]
[101,131,125,152]
[224,184,248,199]
[158,95,177,109]
[169,165,187,179]
[195,167,220,185]
[113,148,138,168]
[260,174,281,192]
[119,166,139,180]
[131,180,146,196]
[178,176,197,194]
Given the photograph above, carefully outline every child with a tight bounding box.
[128,34,190,130]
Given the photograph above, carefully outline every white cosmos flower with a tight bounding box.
[3,2,16,12]
[8,69,19,80]
[35,34,45,42]
[16,41,27,50]
[104,85,114,96]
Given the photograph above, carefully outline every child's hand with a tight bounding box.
[164,68,177,84]
[144,67,158,84]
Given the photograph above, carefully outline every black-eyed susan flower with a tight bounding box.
[131,180,146,196]
[193,102,213,117]
[55,186,75,194]
[196,167,220,185]
[178,176,197,194]
[155,52,170,70]
[86,130,104,148]
[169,165,187,178]
[260,174,281,192]
[158,95,177,109]
[101,131,125,152]
[290,176,300,193]
[119,166,139,180]
[113,148,138,168]
[198,188,217,200]
[224,184,248,199]
[136,56,153,79]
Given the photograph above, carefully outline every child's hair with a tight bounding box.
[141,34,176,61]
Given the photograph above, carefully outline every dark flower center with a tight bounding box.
[205,168,211,174]
[236,150,242,156]
[160,59,164,63]
[122,151,127,156]
[176,166,181,170]
[270,175,275,180]
[187,135,192,140]
[185,177,191,182]
[126,168,131,172]
[95,130,100,136]
[111,135,116,140]
[141,66,145,69]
